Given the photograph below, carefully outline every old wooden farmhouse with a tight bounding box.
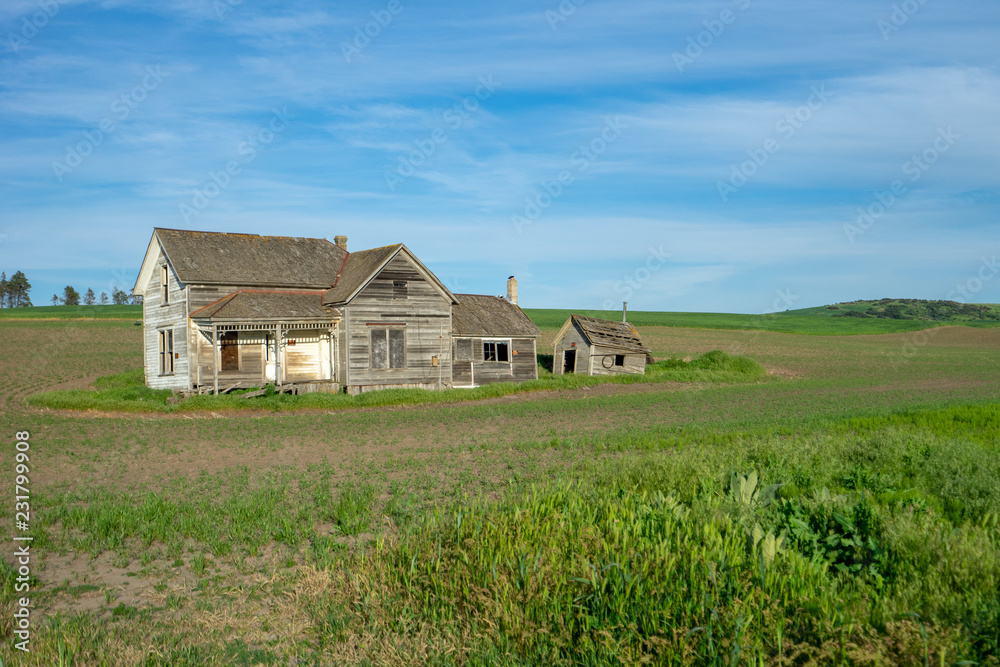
[553,314,652,376]
[133,229,541,395]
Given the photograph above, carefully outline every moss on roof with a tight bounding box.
[156,228,347,287]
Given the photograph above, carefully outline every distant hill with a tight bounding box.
[788,299,1000,322]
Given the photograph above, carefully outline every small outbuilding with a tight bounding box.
[553,314,652,376]
[450,286,542,388]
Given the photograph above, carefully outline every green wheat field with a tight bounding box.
[1,303,999,665]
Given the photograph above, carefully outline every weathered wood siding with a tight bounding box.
[144,252,190,391]
[343,254,452,391]
[553,321,590,375]
[452,337,537,386]
[589,345,646,376]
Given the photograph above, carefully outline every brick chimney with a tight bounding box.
[334,235,348,251]
[507,276,517,306]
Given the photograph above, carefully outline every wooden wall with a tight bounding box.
[452,337,537,386]
[343,253,452,390]
[144,251,191,391]
[588,345,646,376]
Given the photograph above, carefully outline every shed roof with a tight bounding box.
[190,290,338,321]
[566,315,651,354]
[452,294,542,337]
[155,228,347,288]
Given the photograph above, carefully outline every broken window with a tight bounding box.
[159,329,174,374]
[614,354,625,367]
[371,328,405,369]
[483,340,509,362]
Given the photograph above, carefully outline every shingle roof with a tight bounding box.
[571,315,651,354]
[156,228,347,288]
[190,290,338,320]
[452,294,542,337]
[322,245,402,305]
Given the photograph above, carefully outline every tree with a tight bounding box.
[100,291,109,305]
[51,294,59,306]
[0,272,6,308]
[112,287,130,305]
[6,271,32,307]
[62,286,80,306]
[84,288,96,306]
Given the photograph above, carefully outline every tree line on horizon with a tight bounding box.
[0,271,138,308]
[51,285,135,307]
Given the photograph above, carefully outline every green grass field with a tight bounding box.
[6,300,1000,334]
[1,314,1000,665]
[0,304,142,319]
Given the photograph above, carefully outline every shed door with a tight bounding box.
[563,349,576,374]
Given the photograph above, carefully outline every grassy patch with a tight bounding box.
[27,350,766,413]
[0,304,142,319]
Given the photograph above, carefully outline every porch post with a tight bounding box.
[275,323,282,387]
[195,324,201,392]
[261,327,267,387]
[212,323,219,395]
[328,325,335,381]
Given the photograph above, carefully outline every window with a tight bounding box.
[160,265,169,305]
[483,340,509,362]
[371,328,405,369]
[392,280,408,299]
[614,354,625,367]
[158,329,174,374]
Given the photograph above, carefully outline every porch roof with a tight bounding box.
[190,289,340,321]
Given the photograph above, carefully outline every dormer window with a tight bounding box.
[160,265,169,305]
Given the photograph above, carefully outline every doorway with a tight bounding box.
[220,331,239,371]
[563,349,576,374]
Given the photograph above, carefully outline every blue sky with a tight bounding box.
[1,0,998,312]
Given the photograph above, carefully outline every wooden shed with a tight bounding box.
[451,293,542,387]
[553,315,652,376]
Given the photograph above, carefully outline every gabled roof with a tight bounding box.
[558,315,651,354]
[190,290,338,321]
[452,294,542,338]
[135,228,347,294]
[322,244,456,306]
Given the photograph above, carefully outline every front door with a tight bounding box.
[220,331,239,371]
[563,349,576,374]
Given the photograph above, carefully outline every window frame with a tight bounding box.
[370,327,406,369]
[483,339,511,363]
[158,329,174,375]
[160,264,169,305]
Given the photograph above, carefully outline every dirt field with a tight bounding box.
[1,319,998,663]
